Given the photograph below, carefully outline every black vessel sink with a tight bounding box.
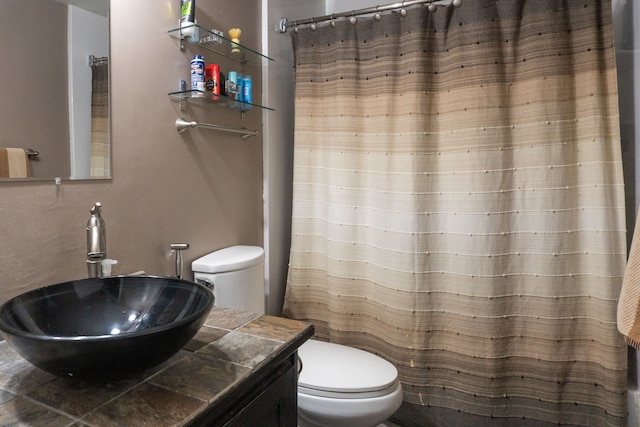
[0,275,214,381]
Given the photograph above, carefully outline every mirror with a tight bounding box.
[0,0,110,181]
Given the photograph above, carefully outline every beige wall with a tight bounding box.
[0,0,263,302]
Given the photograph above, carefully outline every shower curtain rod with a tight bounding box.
[277,0,461,33]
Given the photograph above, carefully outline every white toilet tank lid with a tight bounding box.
[192,245,264,273]
[298,339,398,394]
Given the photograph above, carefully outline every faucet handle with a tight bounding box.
[170,243,190,279]
[170,243,190,251]
[90,202,102,215]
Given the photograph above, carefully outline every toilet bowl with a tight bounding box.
[297,339,403,427]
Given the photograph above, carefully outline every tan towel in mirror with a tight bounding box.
[0,148,31,178]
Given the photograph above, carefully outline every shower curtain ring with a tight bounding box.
[374,6,381,21]
[350,12,357,25]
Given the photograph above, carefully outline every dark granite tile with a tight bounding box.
[204,307,260,330]
[0,343,58,395]
[82,383,205,427]
[0,389,76,426]
[0,309,304,425]
[26,377,137,418]
[149,353,250,402]
[239,315,312,341]
[197,331,282,368]
[183,325,228,352]
[146,348,190,374]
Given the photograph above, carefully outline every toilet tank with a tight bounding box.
[191,245,265,314]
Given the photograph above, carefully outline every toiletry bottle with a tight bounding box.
[237,73,244,103]
[191,55,205,96]
[227,71,238,101]
[180,0,196,36]
[219,72,226,96]
[205,64,220,97]
[242,74,252,107]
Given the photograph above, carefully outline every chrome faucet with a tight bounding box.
[86,202,107,278]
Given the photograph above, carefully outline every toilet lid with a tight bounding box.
[191,246,264,273]
[298,339,398,394]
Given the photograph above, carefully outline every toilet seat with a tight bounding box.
[298,339,399,399]
[299,380,401,399]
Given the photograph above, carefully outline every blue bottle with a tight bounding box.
[237,73,244,103]
[242,74,252,106]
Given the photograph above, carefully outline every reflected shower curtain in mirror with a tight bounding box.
[90,59,109,179]
[283,0,628,424]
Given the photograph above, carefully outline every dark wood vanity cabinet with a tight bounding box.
[188,352,299,427]
[224,354,298,427]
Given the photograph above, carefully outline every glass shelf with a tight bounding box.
[168,90,275,111]
[168,24,274,66]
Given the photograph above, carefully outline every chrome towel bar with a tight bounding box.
[175,118,259,140]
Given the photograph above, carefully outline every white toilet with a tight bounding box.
[297,339,403,427]
[192,245,266,314]
[192,245,403,427]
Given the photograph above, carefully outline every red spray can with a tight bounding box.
[205,64,220,96]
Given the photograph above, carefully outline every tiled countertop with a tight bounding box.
[0,307,313,426]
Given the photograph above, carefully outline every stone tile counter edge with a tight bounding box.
[0,307,314,426]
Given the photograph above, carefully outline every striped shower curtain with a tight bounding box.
[282,0,628,424]
[90,60,110,179]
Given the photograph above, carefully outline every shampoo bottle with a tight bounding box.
[180,0,196,36]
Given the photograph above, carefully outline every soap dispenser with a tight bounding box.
[86,202,107,278]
